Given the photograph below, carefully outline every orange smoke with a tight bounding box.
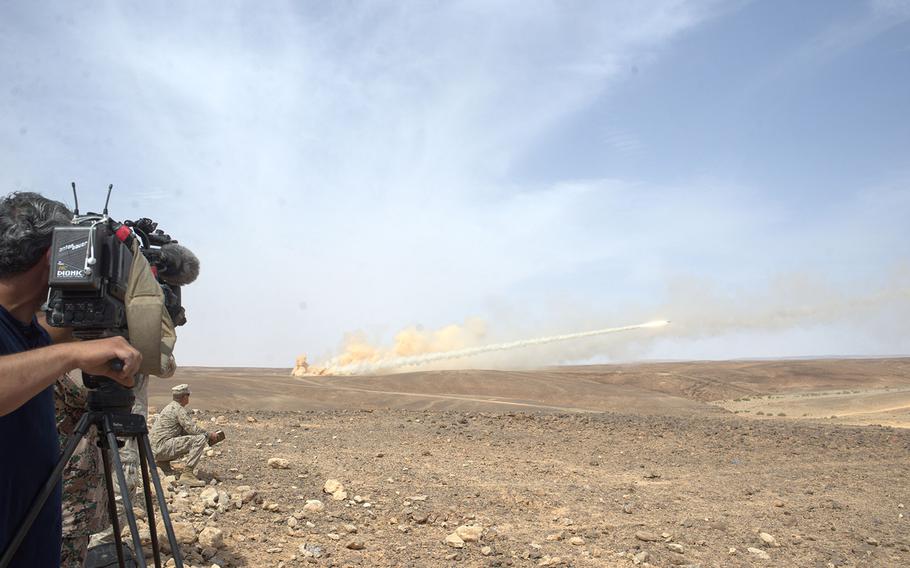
[392,318,487,356]
[293,318,487,376]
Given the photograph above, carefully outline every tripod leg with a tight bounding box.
[102,416,148,568]
[140,435,184,568]
[136,436,161,568]
[99,436,127,568]
[0,412,93,568]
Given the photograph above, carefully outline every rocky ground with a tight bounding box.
[130,407,909,568]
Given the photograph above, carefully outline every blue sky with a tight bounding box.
[1,1,908,367]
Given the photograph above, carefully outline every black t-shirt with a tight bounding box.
[0,306,61,567]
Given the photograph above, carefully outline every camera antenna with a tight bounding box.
[103,183,113,216]
[70,182,79,216]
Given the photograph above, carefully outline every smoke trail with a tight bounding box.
[320,320,669,375]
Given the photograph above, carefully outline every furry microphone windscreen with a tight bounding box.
[157,243,200,286]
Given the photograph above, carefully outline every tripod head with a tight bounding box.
[83,373,135,414]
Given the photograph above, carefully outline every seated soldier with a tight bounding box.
[150,384,220,486]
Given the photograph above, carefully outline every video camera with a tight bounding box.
[44,184,198,396]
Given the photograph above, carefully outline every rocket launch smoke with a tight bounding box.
[292,267,910,377]
[318,320,670,375]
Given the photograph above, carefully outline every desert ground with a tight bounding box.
[133,358,910,567]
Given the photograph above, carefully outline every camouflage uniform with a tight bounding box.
[150,400,208,469]
[89,373,148,548]
[118,373,149,494]
[55,373,107,568]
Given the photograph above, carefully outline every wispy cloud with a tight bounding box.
[0,1,906,366]
[0,1,716,365]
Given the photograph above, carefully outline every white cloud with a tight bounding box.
[1,1,906,367]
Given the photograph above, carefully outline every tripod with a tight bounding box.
[0,379,184,568]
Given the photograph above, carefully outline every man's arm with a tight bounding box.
[0,337,141,417]
[176,406,207,437]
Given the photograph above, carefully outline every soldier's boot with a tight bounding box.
[156,460,174,474]
[179,470,206,487]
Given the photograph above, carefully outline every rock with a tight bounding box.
[747,547,771,560]
[299,544,323,558]
[198,527,224,549]
[667,543,685,553]
[346,540,366,550]
[173,522,196,544]
[455,524,483,542]
[481,546,493,556]
[668,553,691,565]
[759,532,778,547]
[241,489,258,503]
[635,531,661,542]
[323,479,344,494]
[157,521,195,550]
[569,536,585,546]
[246,416,257,423]
[323,479,347,500]
[709,520,729,531]
[303,499,324,513]
[342,524,357,533]
[121,523,151,546]
[288,517,298,528]
[632,551,649,565]
[445,532,465,548]
[199,487,218,507]
[622,503,634,514]
[268,458,290,469]
[545,532,563,542]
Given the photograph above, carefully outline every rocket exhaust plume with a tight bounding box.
[301,320,670,376]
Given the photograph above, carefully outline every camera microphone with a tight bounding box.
[156,243,200,286]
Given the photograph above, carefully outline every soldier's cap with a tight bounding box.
[171,384,191,396]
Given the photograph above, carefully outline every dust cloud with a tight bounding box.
[293,268,909,376]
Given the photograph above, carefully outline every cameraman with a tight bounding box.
[0,192,141,567]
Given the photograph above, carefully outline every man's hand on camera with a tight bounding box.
[70,337,141,387]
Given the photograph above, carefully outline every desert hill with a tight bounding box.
[132,358,910,567]
[149,358,910,428]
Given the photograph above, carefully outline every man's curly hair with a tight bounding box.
[0,192,73,277]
